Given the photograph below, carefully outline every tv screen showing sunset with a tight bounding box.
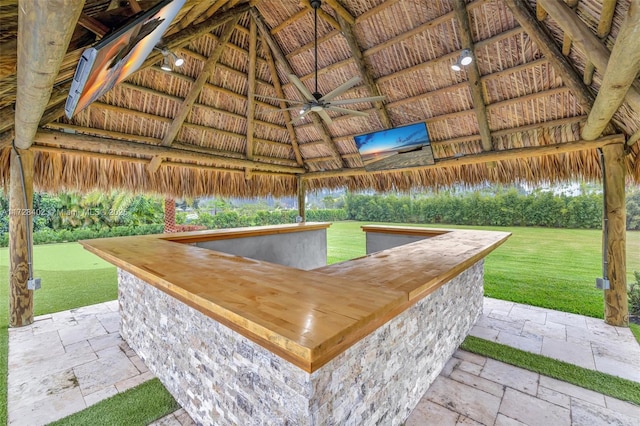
[355,122,432,166]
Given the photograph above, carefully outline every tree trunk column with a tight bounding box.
[297,177,306,223]
[602,143,628,326]
[164,199,177,233]
[9,148,34,327]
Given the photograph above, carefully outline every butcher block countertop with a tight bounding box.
[81,223,510,372]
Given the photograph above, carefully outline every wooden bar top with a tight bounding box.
[81,223,510,372]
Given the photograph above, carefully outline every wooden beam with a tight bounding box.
[537,0,640,115]
[562,32,572,56]
[9,147,34,327]
[601,143,628,326]
[251,6,345,167]
[598,0,618,38]
[14,0,85,149]
[194,0,232,25]
[262,35,304,166]
[453,0,492,151]
[302,135,625,179]
[161,18,240,148]
[172,0,224,34]
[90,101,286,144]
[77,13,109,38]
[536,3,548,21]
[272,8,309,34]
[336,13,392,129]
[246,19,257,161]
[323,0,355,25]
[297,175,306,222]
[582,0,640,140]
[503,0,597,114]
[34,129,305,174]
[128,0,142,13]
[32,145,293,177]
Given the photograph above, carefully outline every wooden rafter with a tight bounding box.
[151,15,240,175]
[251,6,346,167]
[582,0,640,140]
[44,122,292,158]
[246,19,257,162]
[323,0,355,24]
[262,36,304,166]
[33,145,293,177]
[335,11,392,129]
[503,0,596,115]
[14,0,85,149]
[453,0,492,152]
[171,0,225,34]
[87,102,286,147]
[34,129,304,174]
[119,82,281,130]
[302,135,625,180]
[537,0,640,115]
[598,0,618,38]
[78,13,109,38]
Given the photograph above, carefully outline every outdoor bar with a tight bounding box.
[81,223,510,425]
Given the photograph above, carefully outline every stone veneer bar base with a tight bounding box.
[118,261,484,425]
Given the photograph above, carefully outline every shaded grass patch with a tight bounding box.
[461,336,640,405]
[49,378,178,426]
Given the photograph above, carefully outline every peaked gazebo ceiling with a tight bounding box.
[0,0,638,197]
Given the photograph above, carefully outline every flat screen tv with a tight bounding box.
[354,122,435,171]
[65,0,185,118]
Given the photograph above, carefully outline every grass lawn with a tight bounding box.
[1,223,639,423]
[0,243,118,425]
[327,221,640,319]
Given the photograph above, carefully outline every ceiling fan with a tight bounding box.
[255,0,385,125]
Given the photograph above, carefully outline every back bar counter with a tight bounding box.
[81,223,510,425]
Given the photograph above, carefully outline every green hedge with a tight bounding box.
[0,224,164,247]
[179,209,348,229]
[345,190,640,230]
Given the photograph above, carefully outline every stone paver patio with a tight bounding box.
[7,297,640,425]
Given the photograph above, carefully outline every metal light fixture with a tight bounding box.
[451,48,474,71]
[460,49,473,65]
[155,46,184,72]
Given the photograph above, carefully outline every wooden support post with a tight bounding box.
[602,143,628,326]
[297,176,306,222]
[9,148,34,327]
[14,0,85,149]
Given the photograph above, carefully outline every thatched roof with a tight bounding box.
[0,0,638,197]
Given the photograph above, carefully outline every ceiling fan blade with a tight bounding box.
[326,106,369,117]
[287,74,315,102]
[290,109,311,124]
[253,94,305,104]
[317,109,333,125]
[319,76,362,102]
[328,96,386,106]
